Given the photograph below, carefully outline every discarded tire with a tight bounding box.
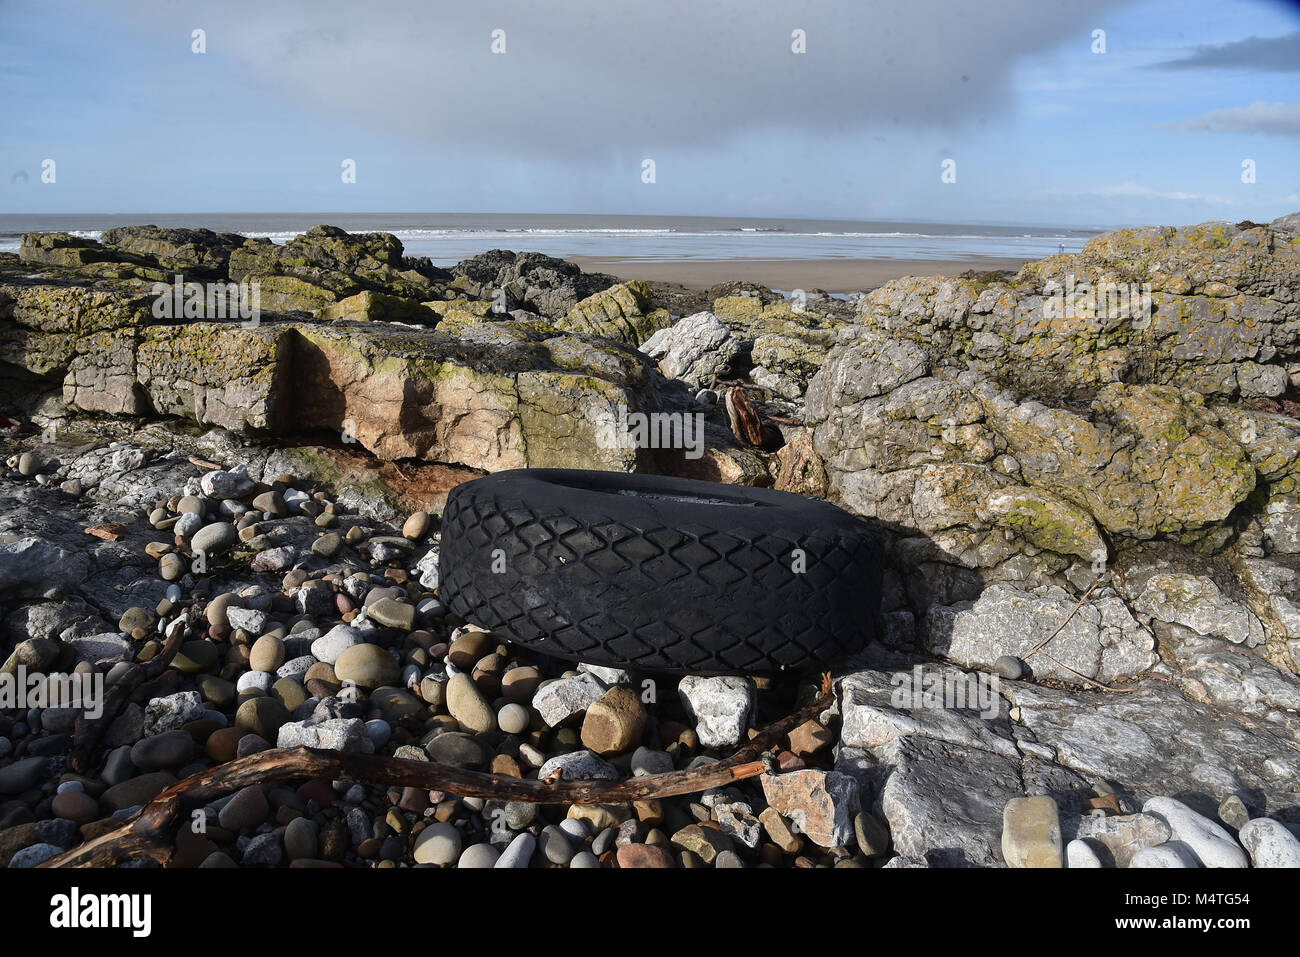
[439,469,881,675]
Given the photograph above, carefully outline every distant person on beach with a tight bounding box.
[1058,242,1065,254]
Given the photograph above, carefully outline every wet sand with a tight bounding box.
[570,255,1032,293]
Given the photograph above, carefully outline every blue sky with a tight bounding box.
[1,0,1298,228]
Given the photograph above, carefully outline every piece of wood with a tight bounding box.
[68,611,191,775]
[725,387,765,446]
[42,674,833,868]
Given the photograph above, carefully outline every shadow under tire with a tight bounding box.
[439,468,882,675]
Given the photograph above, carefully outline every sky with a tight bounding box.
[1,0,1298,228]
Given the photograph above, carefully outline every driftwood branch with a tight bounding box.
[69,611,191,774]
[42,674,834,868]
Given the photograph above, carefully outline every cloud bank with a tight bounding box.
[118,0,1128,155]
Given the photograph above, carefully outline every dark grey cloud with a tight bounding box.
[1154,31,1300,71]
[119,0,1130,156]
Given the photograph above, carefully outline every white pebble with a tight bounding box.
[1129,842,1200,868]
[236,671,274,694]
[1142,797,1248,868]
[1066,839,1103,868]
[1239,818,1300,868]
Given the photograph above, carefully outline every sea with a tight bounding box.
[0,213,1099,266]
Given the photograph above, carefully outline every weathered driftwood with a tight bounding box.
[68,611,191,774]
[41,674,833,868]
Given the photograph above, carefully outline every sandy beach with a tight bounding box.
[570,255,1033,293]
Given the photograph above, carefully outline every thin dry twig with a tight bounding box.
[1021,580,1099,662]
[1033,649,1142,694]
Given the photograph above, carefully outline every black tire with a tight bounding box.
[439,469,881,675]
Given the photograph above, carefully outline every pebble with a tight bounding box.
[446,673,497,734]
[570,850,600,868]
[8,843,62,868]
[457,842,500,868]
[495,703,528,735]
[539,825,574,865]
[617,843,676,868]
[760,769,857,849]
[715,849,744,868]
[631,746,674,777]
[284,817,318,861]
[130,729,195,769]
[580,685,647,756]
[242,832,283,867]
[1066,839,1104,868]
[500,665,541,701]
[1076,812,1170,868]
[413,822,462,865]
[175,512,203,539]
[235,697,290,739]
[592,827,616,856]
[236,671,274,694]
[670,824,731,865]
[402,511,430,540]
[1142,796,1248,868]
[249,635,286,672]
[312,533,342,558]
[191,522,238,556]
[0,756,50,795]
[368,597,415,631]
[1218,793,1251,832]
[853,811,890,858]
[532,672,607,727]
[218,786,269,832]
[51,790,99,824]
[1002,796,1063,868]
[678,675,752,748]
[333,643,400,689]
[311,625,363,665]
[1130,842,1200,868]
[559,818,588,842]
[159,553,186,580]
[447,632,492,670]
[537,750,618,782]
[227,607,269,636]
[993,655,1025,680]
[1238,818,1300,867]
[495,831,535,868]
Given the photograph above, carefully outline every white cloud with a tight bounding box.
[1164,101,1300,136]
[116,0,1130,156]
[1041,181,1233,204]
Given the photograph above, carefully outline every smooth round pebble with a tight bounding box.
[457,842,500,868]
[497,702,529,735]
[413,822,462,865]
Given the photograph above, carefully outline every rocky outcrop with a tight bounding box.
[100,225,247,279]
[801,214,1300,686]
[292,321,657,472]
[228,225,450,307]
[855,216,1300,402]
[4,213,1300,870]
[0,228,673,475]
[553,280,671,347]
[450,249,618,319]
